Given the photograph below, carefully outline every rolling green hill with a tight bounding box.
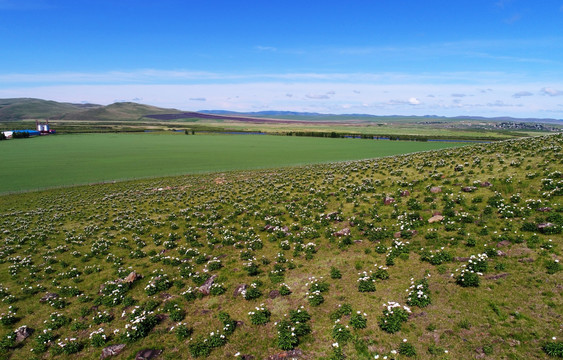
[0,98,180,122]
[0,98,86,121]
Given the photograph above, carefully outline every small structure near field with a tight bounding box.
[36,120,55,134]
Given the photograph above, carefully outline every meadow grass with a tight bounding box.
[0,133,462,193]
[0,134,560,359]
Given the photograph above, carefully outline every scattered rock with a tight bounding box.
[462,186,477,193]
[485,273,509,280]
[123,271,142,283]
[269,290,280,299]
[428,215,444,223]
[334,227,351,237]
[135,349,162,360]
[266,349,303,360]
[430,186,442,194]
[496,250,507,257]
[198,274,218,295]
[454,257,470,262]
[101,344,126,359]
[400,190,410,197]
[538,223,555,230]
[480,181,492,187]
[475,347,486,359]
[537,207,552,212]
[159,293,173,300]
[234,284,247,297]
[14,326,33,343]
[241,355,255,360]
[507,339,521,347]
[383,196,395,205]
[518,258,534,263]
[454,164,464,171]
[155,314,168,322]
[39,292,59,303]
[496,240,511,247]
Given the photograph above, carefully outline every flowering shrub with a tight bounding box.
[378,302,411,333]
[174,323,193,340]
[89,328,108,347]
[406,278,431,308]
[98,280,131,306]
[307,277,329,293]
[332,321,352,343]
[276,307,311,350]
[121,310,158,343]
[546,259,561,274]
[242,282,262,300]
[279,283,291,296]
[248,305,271,325]
[92,310,113,324]
[45,312,71,329]
[0,307,17,325]
[330,342,345,360]
[398,341,417,357]
[209,283,226,296]
[373,264,390,280]
[276,320,299,350]
[181,287,199,302]
[357,271,376,292]
[145,272,172,296]
[307,290,324,306]
[420,248,452,265]
[51,337,83,355]
[350,311,367,329]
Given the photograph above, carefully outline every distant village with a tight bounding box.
[0,120,55,139]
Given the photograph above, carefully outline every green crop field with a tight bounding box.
[0,133,464,193]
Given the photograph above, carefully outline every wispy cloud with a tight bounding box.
[255,46,277,52]
[512,91,533,98]
[189,97,206,101]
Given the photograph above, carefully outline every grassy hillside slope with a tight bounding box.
[0,98,84,121]
[60,102,181,121]
[0,134,561,360]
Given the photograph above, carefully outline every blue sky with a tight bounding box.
[1,0,563,117]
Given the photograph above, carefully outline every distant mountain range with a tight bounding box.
[0,98,561,124]
[199,110,563,124]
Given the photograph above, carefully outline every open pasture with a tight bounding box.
[0,133,462,193]
[0,134,561,359]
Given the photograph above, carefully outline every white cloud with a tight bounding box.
[305,94,330,100]
[540,87,563,96]
[408,97,421,105]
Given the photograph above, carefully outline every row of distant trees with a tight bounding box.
[285,131,430,141]
[11,131,30,139]
[0,131,30,140]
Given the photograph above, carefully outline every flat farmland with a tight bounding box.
[0,133,464,193]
